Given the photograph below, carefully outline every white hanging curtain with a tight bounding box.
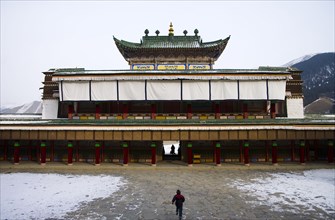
[268,80,286,100]
[182,80,209,100]
[91,81,118,101]
[211,80,238,100]
[147,80,181,100]
[61,81,90,101]
[239,81,267,100]
[119,80,146,100]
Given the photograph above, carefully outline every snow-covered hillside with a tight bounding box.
[283,53,318,67]
[0,101,42,114]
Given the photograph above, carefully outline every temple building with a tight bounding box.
[1,24,333,167]
[42,23,304,120]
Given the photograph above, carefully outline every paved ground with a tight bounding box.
[1,161,334,220]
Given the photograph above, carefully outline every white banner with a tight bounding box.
[183,80,209,100]
[61,81,90,101]
[147,80,181,100]
[119,81,146,100]
[91,81,117,101]
[268,80,286,100]
[211,81,238,100]
[239,81,267,100]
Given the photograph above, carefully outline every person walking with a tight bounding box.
[172,189,185,219]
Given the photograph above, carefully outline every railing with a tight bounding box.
[69,113,271,120]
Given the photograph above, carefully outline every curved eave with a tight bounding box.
[113,36,230,60]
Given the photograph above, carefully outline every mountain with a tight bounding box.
[304,97,335,114]
[285,52,335,107]
[0,101,42,114]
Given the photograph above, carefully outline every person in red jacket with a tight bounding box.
[172,189,185,219]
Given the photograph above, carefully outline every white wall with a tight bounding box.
[286,98,304,119]
[42,99,59,119]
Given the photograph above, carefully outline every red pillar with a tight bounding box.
[13,142,20,165]
[215,142,221,166]
[28,140,32,161]
[244,141,250,165]
[122,143,129,166]
[151,104,156,120]
[328,140,334,163]
[272,141,278,165]
[215,103,220,119]
[243,103,248,119]
[151,143,156,166]
[95,104,101,119]
[67,142,73,165]
[68,104,74,119]
[270,103,276,119]
[95,142,101,165]
[187,143,193,166]
[187,104,192,119]
[299,140,305,164]
[123,104,128,119]
[40,142,46,165]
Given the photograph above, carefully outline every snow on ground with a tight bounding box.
[232,169,335,216]
[0,173,125,220]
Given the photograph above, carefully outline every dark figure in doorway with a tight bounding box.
[170,145,176,155]
[172,189,185,220]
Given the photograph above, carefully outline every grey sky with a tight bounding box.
[1,0,334,107]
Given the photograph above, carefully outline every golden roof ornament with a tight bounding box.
[168,22,174,36]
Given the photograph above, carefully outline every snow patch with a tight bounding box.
[232,169,335,216]
[0,173,125,220]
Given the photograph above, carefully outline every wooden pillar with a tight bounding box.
[95,142,101,165]
[291,140,295,162]
[151,104,156,119]
[101,141,105,163]
[95,104,101,119]
[243,103,248,119]
[328,140,334,163]
[40,142,46,165]
[122,143,129,166]
[123,104,128,119]
[187,104,192,119]
[244,141,250,166]
[151,143,157,166]
[272,141,278,165]
[215,142,221,166]
[67,141,73,165]
[187,143,193,166]
[270,103,276,119]
[299,140,305,164]
[68,104,74,119]
[13,141,20,165]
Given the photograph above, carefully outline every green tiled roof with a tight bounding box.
[113,34,230,60]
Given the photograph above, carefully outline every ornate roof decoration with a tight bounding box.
[113,24,230,61]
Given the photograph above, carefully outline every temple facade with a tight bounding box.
[3,24,331,167]
[42,23,304,120]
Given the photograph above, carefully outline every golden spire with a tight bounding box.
[168,22,174,36]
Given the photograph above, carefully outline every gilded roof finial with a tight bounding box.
[169,22,174,36]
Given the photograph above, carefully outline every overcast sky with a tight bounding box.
[1,0,334,107]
